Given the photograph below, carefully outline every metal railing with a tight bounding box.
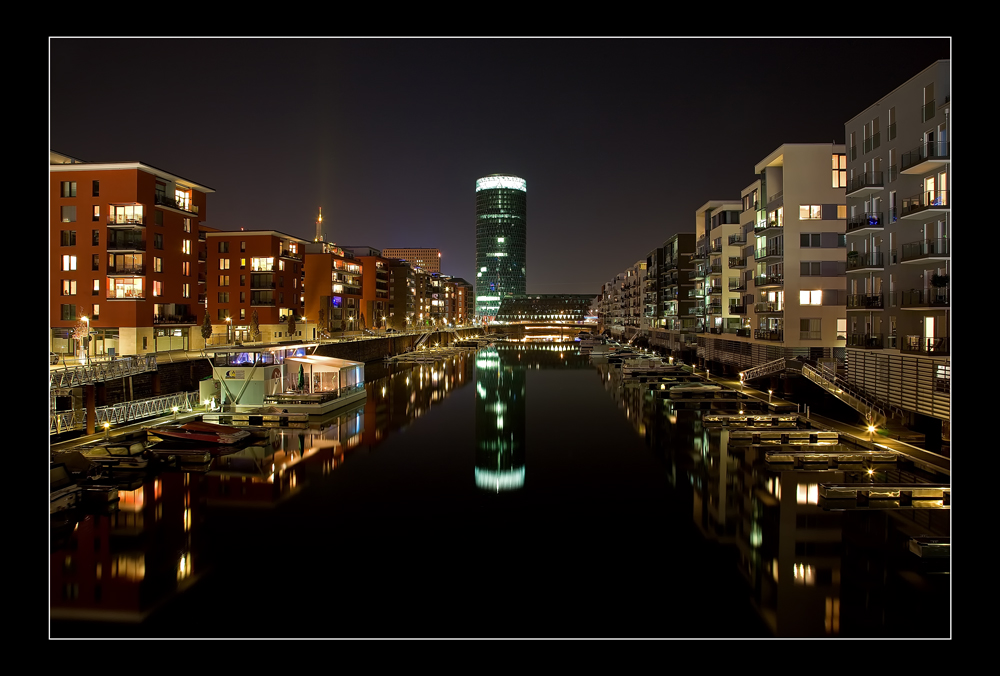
[754,274,783,287]
[801,363,901,422]
[900,335,950,356]
[50,354,158,388]
[847,333,884,348]
[754,303,783,313]
[154,193,199,214]
[898,289,949,308]
[901,141,949,171]
[847,171,883,193]
[901,190,949,217]
[50,391,199,435]
[847,251,884,270]
[846,212,883,232]
[739,357,786,382]
[754,246,783,260]
[846,293,884,309]
[900,238,949,262]
[753,329,783,341]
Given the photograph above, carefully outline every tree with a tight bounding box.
[287,312,297,338]
[201,312,213,344]
[249,309,261,343]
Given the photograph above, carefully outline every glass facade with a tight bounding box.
[475,174,526,320]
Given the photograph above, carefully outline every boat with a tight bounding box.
[261,355,367,415]
[621,360,685,376]
[51,463,82,514]
[147,421,251,445]
[669,382,722,392]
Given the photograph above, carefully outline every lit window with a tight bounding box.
[832,154,847,187]
[61,206,76,223]
[61,280,77,296]
[800,290,822,305]
[799,205,822,220]
[837,205,847,219]
[62,255,77,271]
[182,239,191,255]
[182,283,190,298]
[92,304,100,319]
[220,258,230,270]
[92,279,100,295]
[153,281,163,297]
[61,181,77,197]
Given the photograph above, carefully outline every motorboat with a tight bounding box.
[50,463,82,514]
[669,382,722,392]
[621,360,685,376]
[147,421,251,445]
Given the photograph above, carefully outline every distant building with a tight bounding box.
[302,241,364,338]
[50,151,215,357]
[381,247,441,273]
[495,294,594,324]
[475,174,526,320]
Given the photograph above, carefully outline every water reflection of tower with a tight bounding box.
[474,345,525,491]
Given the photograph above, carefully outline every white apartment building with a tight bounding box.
[698,143,848,372]
[843,60,950,427]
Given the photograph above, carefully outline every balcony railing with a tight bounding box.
[107,240,146,251]
[728,234,745,246]
[107,265,145,276]
[898,289,950,308]
[922,100,935,122]
[153,314,197,325]
[688,270,706,280]
[900,335,949,356]
[862,132,880,154]
[706,304,723,314]
[900,238,949,262]
[846,171,883,195]
[846,212,883,233]
[154,193,199,214]
[754,220,781,234]
[729,304,747,315]
[687,289,705,298]
[708,264,722,275]
[846,251,884,270]
[707,285,723,294]
[754,329,783,341]
[687,307,706,315]
[754,302,783,313]
[846,293,884,309]
[847,333,884,349]
[754,274,783,287]
[887,123,896,141]
[729,256,747,268]
[280,249,303,261]
[107,217,145,227]
[754,246,783,260]
[106,291,144,300]
[900,141,949,173]
[729,280,746,292]
[901,190,949,218]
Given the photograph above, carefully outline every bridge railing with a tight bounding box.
[50,391,199,435]
[739,358,786,382]
[50,354,158,388]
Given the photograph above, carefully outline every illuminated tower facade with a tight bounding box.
[475,174,526,320]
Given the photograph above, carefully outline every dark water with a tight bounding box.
[50,342,949,638]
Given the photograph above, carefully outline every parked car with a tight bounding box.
[385,328,398,333]
[50,352,60,365]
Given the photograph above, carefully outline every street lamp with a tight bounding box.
[768,389,773,404]
[225,316,232,344]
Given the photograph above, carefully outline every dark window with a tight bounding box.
[61,181,77,197]
[154,233,164,250]
[800,233,821,247]
[155,210,163,226]
[92,180,99,197]
[60,230,76,246]
[92,254,99,271]
[92,230,99,246]
[219,241,229,253]
[61,304,76,320]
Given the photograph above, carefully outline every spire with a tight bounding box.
[315,207,324,242]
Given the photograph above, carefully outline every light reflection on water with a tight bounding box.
[51,341,948,638]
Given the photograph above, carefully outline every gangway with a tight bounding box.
[413,331,433,350]
[738,357,786,383]
[49,354,158,389]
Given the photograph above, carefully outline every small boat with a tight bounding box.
[147,421,251,445]
[51,463,82,514]
[669,382,722,392]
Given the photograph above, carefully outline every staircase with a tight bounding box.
[801,363,905,423]
[738,358,786,382]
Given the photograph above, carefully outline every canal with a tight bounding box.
[50,341,949,638]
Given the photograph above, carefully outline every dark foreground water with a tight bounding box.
[50,342,949,639]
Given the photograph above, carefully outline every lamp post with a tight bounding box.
[225,316,232,344]
[768,389,773,404]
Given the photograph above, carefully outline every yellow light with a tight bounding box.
[868,425,876,433]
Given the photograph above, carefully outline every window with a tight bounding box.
[182,239,191,255]
[155,210,163,226]
[61,304,76,320]
[92,304,100,319]
[832,154,847,187]
[218,292,230,303]
[240,308,246,320]
[62,255,77,271]
[799,205,822,220]
[217,309,229,321]
[92,206,100,222]
[800,290,822,305]
[240,292,246,303]
[219,275,230,286]
[240,258,246,269]
[60,230,76,246]
[240,241,246,252]
[91,229,100,246]
[154,257,163,273]
[92,254,100,271]
[111,204,143,224]
[800,233,821,247]
[800,318,821,340]
[218,241,229,253]
[61,280,77,296]
[61,181,77,197]
[837,319,847,340]
[219,258,230,270]
[92,180,99,197]
[92,279,100,295]
[801,262,821,276]
[240,275,246,286]
[183,218,191,233]
[154,233,163,250]
[837,205,846,219]
[182,283,190,298]
[61,206,76,223]
[153,280,163,297]
[182,261,190,276]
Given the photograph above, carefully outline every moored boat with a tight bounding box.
[147,421,251,445]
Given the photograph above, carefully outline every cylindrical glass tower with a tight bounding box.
[475,174,526,321]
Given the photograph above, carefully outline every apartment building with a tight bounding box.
[843,60,950,427]
[658,233,698,360]
[51,151,214,357]
[204,230,309,344]
[388,261,416,330]
[302,241,365,337]
[697,144,848,373]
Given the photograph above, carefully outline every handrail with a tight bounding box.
[50,390,198,434]
[801,364,903,422]
[49,354,158,388]
[739,357,786,382]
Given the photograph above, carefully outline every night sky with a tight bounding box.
[49,38,950,295]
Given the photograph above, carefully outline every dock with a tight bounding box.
[818,483,950,509]
[764,447,898,468]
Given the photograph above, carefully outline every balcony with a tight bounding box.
[847,333,884,349]
[847,251,883,271]
[901,141,949,175]
[706,303,723,315]
[729,279,747,292]
[754,246,783,261]
[846,293,884,309]
[754,274,783,288]
[107,217,145,228]
[898,289,949,309]
[687,289,705,299]
[106,291,144,301]
[707,285,723,295]
[729,304,747,315]
[900,335,949,356]
[280,249,303,261]
[728,233,746,246]
[754,302,783,314]
[154,193,199,215]
[107,265,145,276]
[754,220,782,235]
[688,269,706,281]
[846,211,884,234]
[921,100,936,123]
[862,132,881,154]
[900,238,949,264]
[846,171,884,197]
[754,329,783,341]
[688,307,706,316]
[709,243,724,254]
[729,256,748,269]
[107,239,146,252]
[900,190,949,219]
[708,264,723,275]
